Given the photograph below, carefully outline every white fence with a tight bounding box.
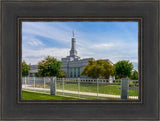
[22,77,138,99]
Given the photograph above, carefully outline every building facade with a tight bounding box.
[61,36,94,78]
[61,34,113,78]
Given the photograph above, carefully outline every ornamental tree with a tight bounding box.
[81,59,114,79]
[114,60,133,78]
[22,60,31,77]
[38,56,62,77]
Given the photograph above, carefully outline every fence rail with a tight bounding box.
[22,77,138,99]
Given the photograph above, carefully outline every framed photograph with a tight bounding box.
[1,0,159,120]
[19,18,141,103]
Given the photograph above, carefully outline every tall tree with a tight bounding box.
[131,70,138,80]
[81,59,114,79]
[38,56,62,77]
[22,61,31,77]
[114,60,133,78]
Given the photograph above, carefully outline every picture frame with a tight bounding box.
[1,0,159,120]
[18,17,142,103]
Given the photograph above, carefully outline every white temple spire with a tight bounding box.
[70,31,77,57]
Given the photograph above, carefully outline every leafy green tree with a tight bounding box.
[38,56,62,77]
[114,60,133,78]
[81,59,114,79]
[22,61,31,77]
[131,70,138,80]
[59,72,66,78]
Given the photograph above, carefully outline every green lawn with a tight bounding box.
[35,83,138,96]
[56,83,138,96]
[22,90,120,99]
[22,91,75,99]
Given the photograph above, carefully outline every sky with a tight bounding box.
[22,22,138,70]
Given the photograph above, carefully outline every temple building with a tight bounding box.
[28,31,113,79]
[61,31,113,78]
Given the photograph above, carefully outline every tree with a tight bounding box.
[59,72,66,78]
[114,60,133,78]
[38,56,62,77]
[22,61,31,77]
[81,59,114,79]
[131,70,138,80]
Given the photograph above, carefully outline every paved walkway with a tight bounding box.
[22,86,138,99]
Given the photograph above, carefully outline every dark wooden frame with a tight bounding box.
[18,17,143,104]
[1,0,159,120]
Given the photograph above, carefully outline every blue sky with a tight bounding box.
[22,22,138,70]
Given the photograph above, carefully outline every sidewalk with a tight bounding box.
[22,86,138,99]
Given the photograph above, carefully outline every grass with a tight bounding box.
[35,83,138,96]
[56,83,138,96]
[22,90,120,99]
[22,91,75,99]
[34,82,138,96]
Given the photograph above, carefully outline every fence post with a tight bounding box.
[25,77,26,88]
[121,78,129,99]
[78,78,80,98]
[34,77,35,88]
[109,76,113,83]
[62,78,64,96]
[50,77,56,95]
[97,79,99,99]
[44,77,45,89]
[28,77,29,88]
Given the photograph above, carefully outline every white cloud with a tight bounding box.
[92,43,113,48]
[77,40,137,61]
[23,35,44,47]
[22,47,70,64]
[130,59,138,63]
[27,38,44,46]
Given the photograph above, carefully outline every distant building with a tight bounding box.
[28,31,113,79]
[61,31,113,78]
[28,65,38,77]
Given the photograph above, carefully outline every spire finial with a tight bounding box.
[72,30,74,37]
